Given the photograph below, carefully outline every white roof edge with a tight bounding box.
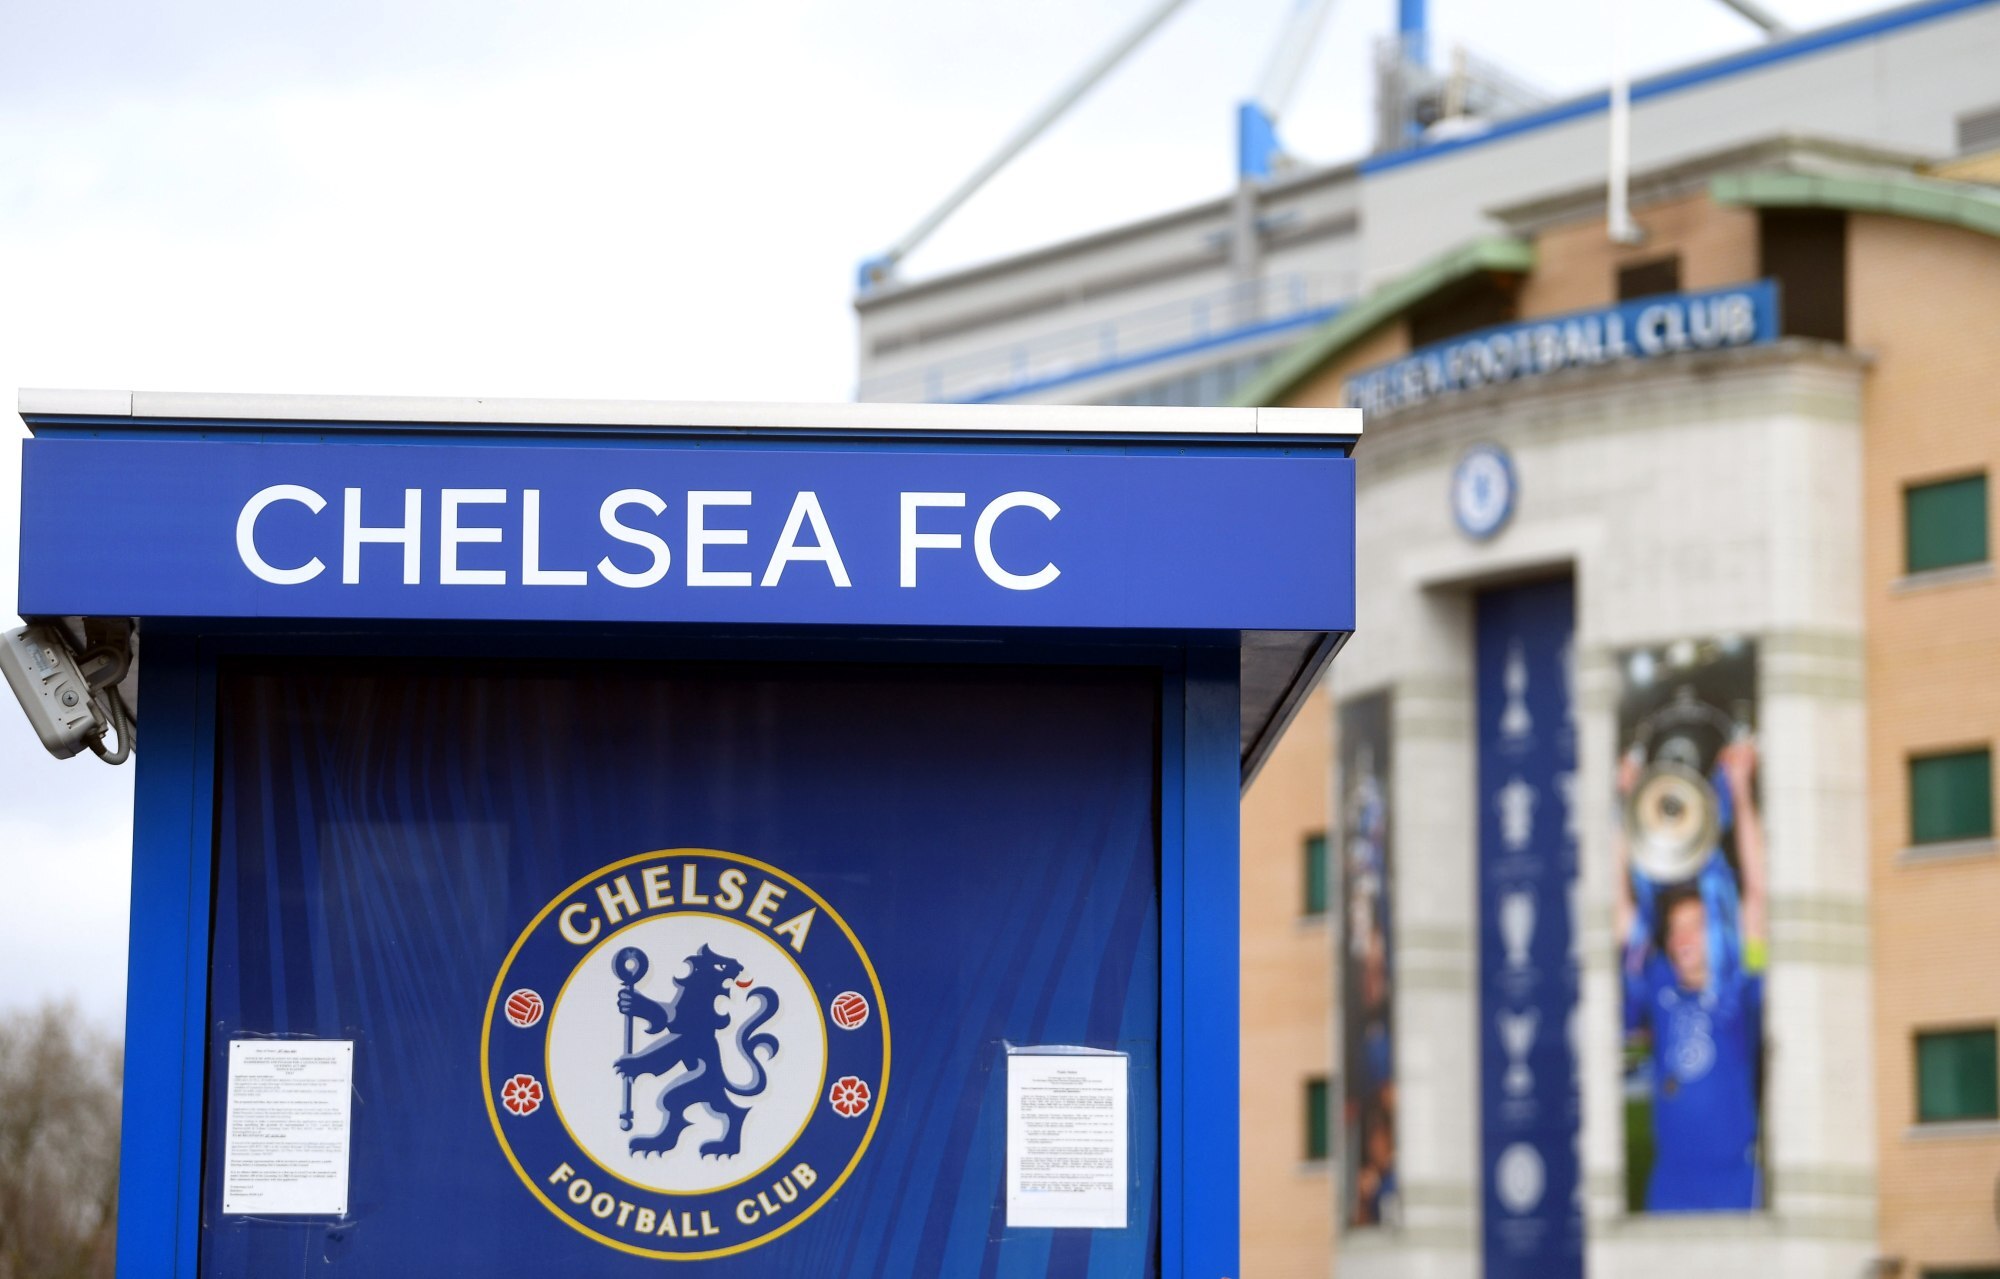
[1255,407,1362,436]
[19,388,133,417]
[18,390,1361,438]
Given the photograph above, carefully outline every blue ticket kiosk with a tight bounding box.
[12,391,1356,1278]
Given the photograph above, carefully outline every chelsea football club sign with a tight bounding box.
[483,848,889,1260]
[1343,281,1780,418]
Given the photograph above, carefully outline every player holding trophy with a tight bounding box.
[1615,730,1768,1212]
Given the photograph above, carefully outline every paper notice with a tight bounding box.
[1005,1051,1128,1229]
[221,1040,355,1216]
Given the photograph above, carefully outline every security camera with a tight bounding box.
[1,621,136,763]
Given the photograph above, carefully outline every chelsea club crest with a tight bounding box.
[483,848,889,1260]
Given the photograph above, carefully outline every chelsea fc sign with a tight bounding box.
[483,849,889,1260]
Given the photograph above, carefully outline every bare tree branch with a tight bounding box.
[0,1002,122,1279]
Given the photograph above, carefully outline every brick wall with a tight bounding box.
[1242,685,1336,1278]
[1519,191,1760,317]
[1851,210,2000,1275]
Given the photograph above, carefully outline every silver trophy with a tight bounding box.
[1625,759,1720,883]
[1623,687,1739,884]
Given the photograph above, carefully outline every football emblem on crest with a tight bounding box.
[483,848,889,1260]
[830,991,870,1031]
[505,989,545,1028]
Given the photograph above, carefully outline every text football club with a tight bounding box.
[483,848,890,1260]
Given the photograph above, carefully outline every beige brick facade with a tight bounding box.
[1242,162,2000,1277]
[1242,686,1336,1278]
[1850,211,2000,1275]
[1518,192,1761,318]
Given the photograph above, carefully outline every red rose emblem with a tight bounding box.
[501,1073,544,1117]
[828,1075,871,1118]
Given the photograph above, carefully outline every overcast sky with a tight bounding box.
[0,0,1882,1032]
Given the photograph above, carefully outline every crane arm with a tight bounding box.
[1712,0,1788,37]
[858,0,1194,291]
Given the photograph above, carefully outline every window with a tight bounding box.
[1910,748,1994,845]
[1304,1077,1330,1161]
[1407,276,1517,347]
[1303,831,1329,916]
[1758,209,1846,341]
[1616,256,1681,301]
[1916,1028,1999,1123]
[1958,102,2000,154]
[1906,474,1989,574]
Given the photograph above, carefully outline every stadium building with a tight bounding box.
[1246,132,2000,1279]
[853,4,2000,1276]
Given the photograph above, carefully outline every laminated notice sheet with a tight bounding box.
[1004,1047,1128,1229]
[221,1039,355,1216]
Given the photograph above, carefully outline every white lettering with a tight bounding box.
[973,492,1060,590]
[597,875,641,925]
[597,489,671,588]
[236,484,327,585]
[559,903,601,945]
[342,487,422,585]
[713,868,747,912]
[900,492,965,587]
[1606,313,1631,357]
[1636,305,1669,356]
[1563,318,1603,367]
[687,491,753,587]
[522,489,588,586]
[1723,294,1757,343]
[761,491,851,587]
[642,865,675,910]
[771,907,816,953]
[681,864,709,906]
[747,880,787,927]
[440,488,507,585]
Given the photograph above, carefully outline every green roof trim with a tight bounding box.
[1232,236,1536,408]
[1712,169,2000,240]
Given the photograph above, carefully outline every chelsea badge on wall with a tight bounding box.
[1451,443,1516,541]
[483,848,889,1260]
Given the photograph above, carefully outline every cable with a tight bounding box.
[86,686,133,765]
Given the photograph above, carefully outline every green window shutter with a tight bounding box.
[1916,1027,1999,1123]
[1905,474,1989,573]
[1305,1077,1330,1161]
[1910,748,1994,844]
[1304,832,1329,916]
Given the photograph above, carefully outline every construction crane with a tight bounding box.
[854,0,1373,293]
[856,0,1788,294]
[855,0,1195,293]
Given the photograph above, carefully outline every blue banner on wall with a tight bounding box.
[200,661,1161,1277]
[18,440,1353,632]
[1338,692,1397,1229]
[1345,280,1780,416]
[1475,580,1583,1279]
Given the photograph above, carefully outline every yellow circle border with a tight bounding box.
[543,911,827,1197]
[481,847,891,1262]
